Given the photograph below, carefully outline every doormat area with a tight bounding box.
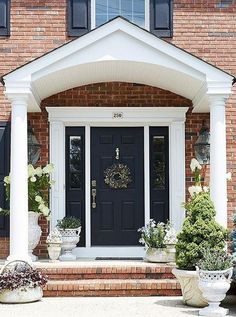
[95,257,143,261]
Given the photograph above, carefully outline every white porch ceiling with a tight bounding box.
[2,17,235,112]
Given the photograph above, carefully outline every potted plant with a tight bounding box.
[0,163,55,261]
[138,220,177,263]
[0,260,47,303]
[46,228,62,262]
[172,158,228,308]
[197,248,233,316]
[230,214,236,291]
[57,216,81,261]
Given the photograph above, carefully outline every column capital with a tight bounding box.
[6,93,30,106]
[207,94,229,108]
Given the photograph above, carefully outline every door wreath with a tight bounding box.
[104,163,132,189]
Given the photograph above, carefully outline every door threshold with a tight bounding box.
[73,247,145,258]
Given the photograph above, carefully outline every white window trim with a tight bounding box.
[91,0,150,31]
[47,106,187,258]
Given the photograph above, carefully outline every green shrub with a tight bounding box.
[57,216,81,230]
[176,192,228,270]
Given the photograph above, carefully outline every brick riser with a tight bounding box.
[43,279,181,297]
[44,289,181,297]
[45,273,175,280]
[40,266,176,281]
[39,265,181,297]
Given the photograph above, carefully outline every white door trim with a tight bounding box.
[47,106,188,258]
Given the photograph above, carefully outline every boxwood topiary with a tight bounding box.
[175,192,228,270]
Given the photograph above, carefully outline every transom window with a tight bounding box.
[95,0,145,28]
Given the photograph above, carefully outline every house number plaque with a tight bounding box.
[112,112,123,119]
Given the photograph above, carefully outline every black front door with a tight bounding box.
[91,127,144,246]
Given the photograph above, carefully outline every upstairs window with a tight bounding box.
[0,0,10,36]
[95,0,145,28]
[68,0,173,38]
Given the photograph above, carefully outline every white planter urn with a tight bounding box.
[47,243,61,262]
[166,244,176,262]
[28,211,42,262]
[198,267,233,316]
[145,246,176,263]
[0,286,43,304]
[59,227,81,261]
[172,268,208,308]
[145,247,169,263]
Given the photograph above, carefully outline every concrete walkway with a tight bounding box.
[0,296,236,317]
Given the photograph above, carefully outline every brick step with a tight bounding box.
[43,279,181,297]
[40,265,175,280]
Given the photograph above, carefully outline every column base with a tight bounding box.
[6,254,32,264]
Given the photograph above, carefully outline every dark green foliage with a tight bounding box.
[57,216,81,229]
[176,192,228,270]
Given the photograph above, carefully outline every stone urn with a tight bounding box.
[47,243,61,262]
[172,268,208,308]
[145,247,169,263]
[59,227,81,261]
[166,244,176,262]
[28,211,42,261]
[46,228,62,262]
[198,267,233,316]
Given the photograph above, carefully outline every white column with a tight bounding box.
[7,98,31,262]
[210,96,227,228]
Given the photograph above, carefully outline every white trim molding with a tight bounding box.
[3,18,233,113]
[47,106,187,257]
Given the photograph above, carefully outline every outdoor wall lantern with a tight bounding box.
[28,122,41,165]
[194,120,210,165]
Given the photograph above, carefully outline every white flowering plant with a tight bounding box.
[46,228,62,245]
[0,163,54,219]
[187,158,209,198]
[138,219,177,249]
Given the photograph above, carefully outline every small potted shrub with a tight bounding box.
[46,228,62,262]
[138,219,177,263]
[173,158,228,308]
[197,249,233,316]
[57,216,81,261]
[0,260,47,303]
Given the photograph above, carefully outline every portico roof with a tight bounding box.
[1,17,235,112]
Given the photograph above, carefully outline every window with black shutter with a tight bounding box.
[0,0,10,36]
[68,0,91,36]
[67,0,173,38]
[150,0,173,37]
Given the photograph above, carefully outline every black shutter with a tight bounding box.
[150,0,173,37]
[0,0,10,36]
[68,0,91,36]
[0,122,10,237]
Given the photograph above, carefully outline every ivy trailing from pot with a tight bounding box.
[0,260,47,303]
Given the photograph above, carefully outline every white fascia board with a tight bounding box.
[3,18,234,85]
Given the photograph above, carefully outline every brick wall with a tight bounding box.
[0,1,235,258]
